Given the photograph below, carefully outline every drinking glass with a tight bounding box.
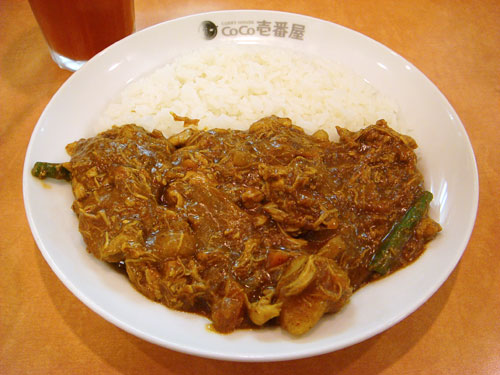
[29,0,135,71]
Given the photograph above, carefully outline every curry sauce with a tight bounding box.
[51,116,440,335]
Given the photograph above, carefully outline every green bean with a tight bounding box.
[369,191,433,275]
[31,162,71,181]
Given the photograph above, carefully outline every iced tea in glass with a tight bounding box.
[29,0,135,71]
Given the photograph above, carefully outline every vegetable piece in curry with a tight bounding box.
[32,116,441,335]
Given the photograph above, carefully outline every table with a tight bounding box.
[1,0,499,374]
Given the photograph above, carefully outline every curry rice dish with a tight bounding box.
[32,116,441,335]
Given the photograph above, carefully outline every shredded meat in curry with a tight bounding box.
[63,116,440,335]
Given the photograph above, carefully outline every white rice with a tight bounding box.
[98,44,399,140]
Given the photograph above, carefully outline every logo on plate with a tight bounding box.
[200,20,306,41]
[200,21,218,40]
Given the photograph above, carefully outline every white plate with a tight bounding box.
[23,10,479,361]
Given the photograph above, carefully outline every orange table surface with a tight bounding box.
[1,1,499,374]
